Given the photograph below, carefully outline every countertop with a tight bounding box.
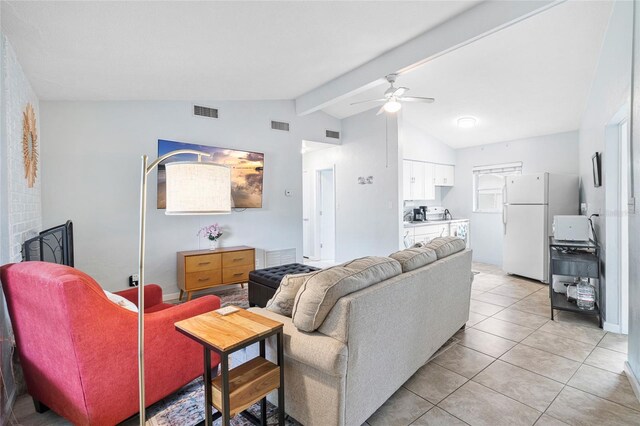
[404,219,469,228]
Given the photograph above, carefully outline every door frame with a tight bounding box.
[315,167,336,261]
[604,103,630,334]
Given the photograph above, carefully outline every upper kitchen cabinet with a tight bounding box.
[403,160,435,200]
[434,164,455,187]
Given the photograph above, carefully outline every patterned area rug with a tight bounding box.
[146,377,300,426]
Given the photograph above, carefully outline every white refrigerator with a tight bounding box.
[503,173,578,282]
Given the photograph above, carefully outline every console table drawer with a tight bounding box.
[223,265,252,284]
[186,270,223,290]
[222,250,253,268]
[186,254,221,272]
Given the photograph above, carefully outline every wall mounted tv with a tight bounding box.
[157,139,264,209]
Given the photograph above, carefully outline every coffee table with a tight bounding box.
[175,306,285,426]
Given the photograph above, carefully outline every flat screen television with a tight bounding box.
[22,220,74,266]
[157,139,264,209]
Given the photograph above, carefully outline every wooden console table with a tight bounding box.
[177,246,255,301]
[175,306,285,426]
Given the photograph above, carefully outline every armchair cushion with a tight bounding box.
[104,290,138,312]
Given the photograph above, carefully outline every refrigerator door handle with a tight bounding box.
[502,185,508,234]
[503,204,507,234]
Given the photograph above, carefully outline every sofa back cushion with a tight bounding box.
[265,271,318,317]
[389,247,437,272]
[425,236,466,259]
[292,256,401,332]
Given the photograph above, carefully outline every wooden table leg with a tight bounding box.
[204,348,213,426]
[277,331,285,425]
[221,353,230,426]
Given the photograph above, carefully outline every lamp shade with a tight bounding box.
[164,161,231,214]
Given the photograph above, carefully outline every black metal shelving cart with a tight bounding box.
[548,237,601,328]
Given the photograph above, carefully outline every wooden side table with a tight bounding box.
[175,306,285,426]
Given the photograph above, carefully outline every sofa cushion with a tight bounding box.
[425,236,466,259]
[265,271,318,317]
[389,247,437,272]
[248,307,348,377]
[292,256,401,332]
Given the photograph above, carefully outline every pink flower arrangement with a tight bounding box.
[198,223,223,241]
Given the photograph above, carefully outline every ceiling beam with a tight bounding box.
[295,0,562,116]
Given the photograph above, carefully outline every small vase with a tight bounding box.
[209,239,218,250]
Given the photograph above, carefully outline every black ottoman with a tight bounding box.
[248,263,321,308]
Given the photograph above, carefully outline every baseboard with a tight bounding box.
[163,292,181,302]
[603,321,622,333]
[624,361,640,403]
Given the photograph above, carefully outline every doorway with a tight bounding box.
[605,105,630,334]
[317,168,336,261]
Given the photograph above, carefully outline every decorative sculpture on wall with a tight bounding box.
[22,103,38,188]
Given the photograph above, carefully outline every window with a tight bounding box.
[473,162,522,213]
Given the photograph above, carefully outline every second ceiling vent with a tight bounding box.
[271,120,290,132]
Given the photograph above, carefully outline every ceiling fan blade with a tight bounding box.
[393,87,409,97]
[376,105,386,115]
[350,98,386,106]
[400,96,435,103]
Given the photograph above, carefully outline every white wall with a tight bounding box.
[578,0,632,331]
[302,108,401,262]
[444,131,579,266]
[40,101,339,295]
[0,33,41,411]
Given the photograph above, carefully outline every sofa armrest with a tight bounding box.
[116,284,163,308]
[248,307,347,377]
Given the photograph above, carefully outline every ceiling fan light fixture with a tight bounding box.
[457,116,477,128]
[384,99,402,113]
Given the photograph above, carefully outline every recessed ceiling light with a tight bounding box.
[457,116,478,128]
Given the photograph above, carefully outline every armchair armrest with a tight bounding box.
[116,284,163,308]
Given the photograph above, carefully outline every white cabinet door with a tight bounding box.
[424,163,436,200]
[435,164,455,186]
[403,160,413,201]
[411,161,426,200]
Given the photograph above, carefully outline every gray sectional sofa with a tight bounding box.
[249,241,473,426]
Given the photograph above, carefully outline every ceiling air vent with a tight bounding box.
[271,120,290,132]
[193,105,218,119]
[326,130,340,140]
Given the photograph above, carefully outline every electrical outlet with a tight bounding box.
[129,273,139,287]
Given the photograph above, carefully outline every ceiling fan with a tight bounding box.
[350,74,435,114]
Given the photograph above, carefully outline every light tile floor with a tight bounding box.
[363,262,640,426]
[12,263,640,426]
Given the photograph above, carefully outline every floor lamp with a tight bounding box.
[137,149,231,425]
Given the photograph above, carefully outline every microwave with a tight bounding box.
[553,215,590,241]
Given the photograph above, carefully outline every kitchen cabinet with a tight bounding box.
[403,220,470,249]
[434,164,455,186]
[403,160,435,201]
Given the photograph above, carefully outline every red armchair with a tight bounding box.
[0,261,220,425]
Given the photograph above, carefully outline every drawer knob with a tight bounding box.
[233,258,243,261]
[233,272,243,276]
[198,262,211,266]
[198,277,210,282]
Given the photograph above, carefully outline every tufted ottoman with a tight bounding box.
[248,263,321,307]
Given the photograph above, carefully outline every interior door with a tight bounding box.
[506,173,547,204]
[319,169,335,261]
[503,204,547,282]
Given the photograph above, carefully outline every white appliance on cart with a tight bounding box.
[503,173,578,282]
